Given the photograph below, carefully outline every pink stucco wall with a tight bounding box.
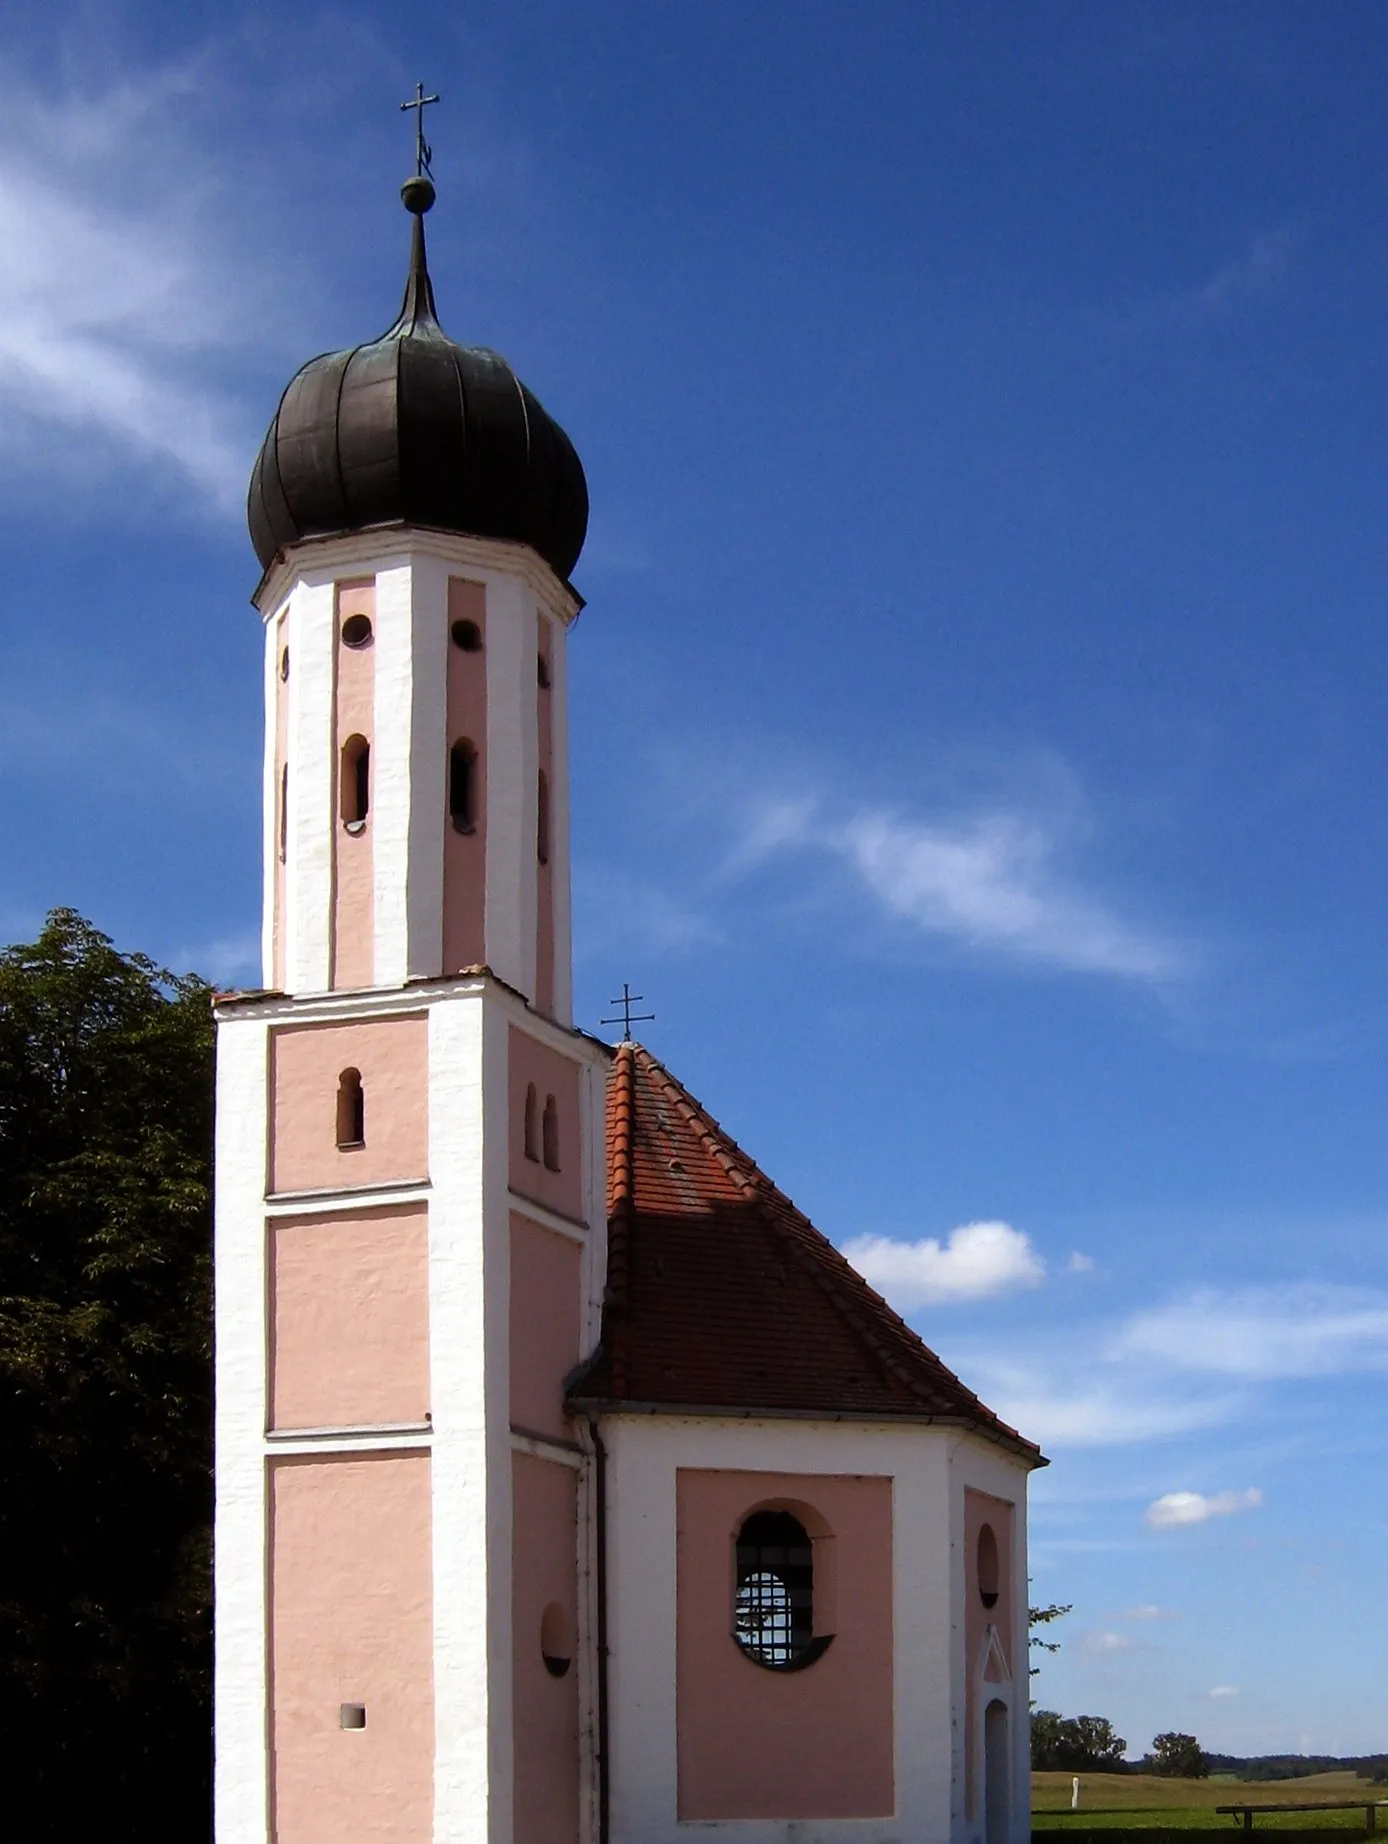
[333,578,375,991]
[442,577,487,976]
[535,619,555,1017]
[273,609,289,992]
[270,1451,434,1844]
[963,1487,1015,1821]
[511,1450,580,1844]
[509,1213,581,1441]
[271,1204,429,1430]
[269,1014,428,1194]
[507,1026,583,1220]
[675,1468,895,1820]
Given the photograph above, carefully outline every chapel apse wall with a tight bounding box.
[675,1468,895,1822]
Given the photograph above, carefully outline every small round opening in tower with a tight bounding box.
[342,613,373,648]
[451,618,482,652]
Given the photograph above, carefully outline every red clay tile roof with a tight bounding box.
[567,1042,1043,1464]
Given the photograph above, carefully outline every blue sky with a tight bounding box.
[4,0,1388,1756]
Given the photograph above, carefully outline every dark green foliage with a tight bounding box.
[1149,1734,1210,1779]
[1033,1709,1130,1772]
[1204,1758,1388,1785]
[1029,1599,1073,1673]
[0,910,213,1841]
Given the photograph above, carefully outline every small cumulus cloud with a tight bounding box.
[1208,1686,1240,1700]
[1082,1630,1136,1656]
[1123,1605,1177,1622]
[842,1220,1045,1308]
[1146,1488,1263,1530]
[1067,1251,1096,1275]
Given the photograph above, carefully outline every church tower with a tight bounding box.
[214,167,609,1844]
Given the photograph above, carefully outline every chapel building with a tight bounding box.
[213,167,1044,1844]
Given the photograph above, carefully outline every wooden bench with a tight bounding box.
[1216,1800,1388,1833]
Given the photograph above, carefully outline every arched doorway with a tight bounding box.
[984,1697,1010,1844]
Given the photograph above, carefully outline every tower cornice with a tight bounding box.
[253,525,584,626]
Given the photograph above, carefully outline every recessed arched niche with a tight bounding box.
[977,1521,1000,1610]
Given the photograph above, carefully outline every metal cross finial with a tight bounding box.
[400,82,440,179]
[601,983,655,1042]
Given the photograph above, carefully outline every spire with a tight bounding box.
[394,176,441,333]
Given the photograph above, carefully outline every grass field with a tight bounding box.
[1033,1770,1388,1836]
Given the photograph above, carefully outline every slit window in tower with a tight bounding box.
[537,770,550,865]
[523,1084,540,1163]
[336,1068,365,1149]
[542,1094,560,1171]
[341,736,370,834]
[278,764,288,864]
[537,650,551,689]
[449,740,476,834]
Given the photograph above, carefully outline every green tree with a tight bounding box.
[1151,1732,1210,1779]
[0,910,213,1840]
[1029,1598,1073,1675]
[1032,1710,1129,1771]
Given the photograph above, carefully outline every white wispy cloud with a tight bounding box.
[1067,1251,1097,1275]
[1120,1285,1388,1380]
[1146,1488,1263,1529]
[1178,227,1298,324]
[0,55,275,509]
[981,1373,1239,1449]
[1208,1685,1239,1699]
[718,779,1187,983]
[1123,1604,1178,1622]
[842,1220,1045,1308]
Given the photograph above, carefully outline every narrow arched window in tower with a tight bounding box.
[542,1093,560,1171]
[523,1084,540,1163]
[536,769,550,865]
[537,650,551,689]
[449,740,477,834]
[336,1068,365,1149]
[734,1509,830,1671]
[977,1522,1000,1610]
[341,735,369,833]
[278,764,288,864]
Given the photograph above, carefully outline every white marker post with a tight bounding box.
[1072,1777,1081,1810]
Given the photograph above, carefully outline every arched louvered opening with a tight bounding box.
[336,1068,365,1149]
[449,740,477,834]
[341,735,370,833]
[537,769,550,865]
[977,1522,1000,1610]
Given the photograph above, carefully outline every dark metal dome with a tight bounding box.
[247,187,588,582]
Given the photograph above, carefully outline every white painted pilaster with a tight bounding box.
[287,577,336,993]
[428,988,514,1844]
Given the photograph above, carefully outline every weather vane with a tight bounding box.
[601,983,655,1042]
[400,81,440,180]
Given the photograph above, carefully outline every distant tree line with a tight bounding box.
[1033,1718,1388,1784]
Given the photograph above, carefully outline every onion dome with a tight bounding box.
[247,175,588,582]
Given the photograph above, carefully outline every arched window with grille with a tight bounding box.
[733,1509,831,1671]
